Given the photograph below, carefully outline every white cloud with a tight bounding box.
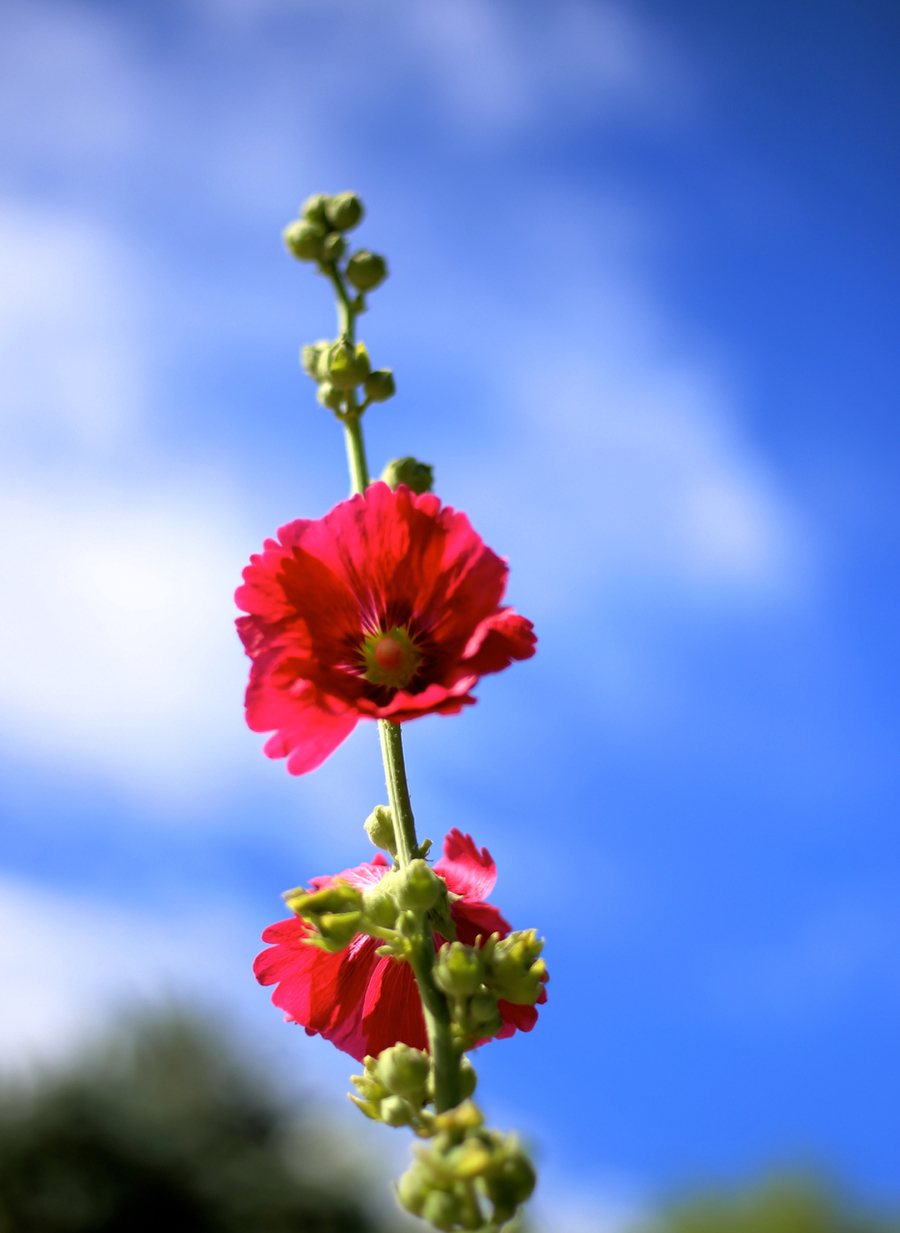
[0,480,254,795]
[0,205,142,449]
[0,874,251,1068]
[402,0,692,132]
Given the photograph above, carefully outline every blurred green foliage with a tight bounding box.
[642,1178,900,1233]
[0,1012,385,1233]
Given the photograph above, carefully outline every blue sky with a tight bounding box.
[0,1,898,1228]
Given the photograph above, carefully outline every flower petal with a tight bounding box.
[461,609,536,675]
[435,828,498,901]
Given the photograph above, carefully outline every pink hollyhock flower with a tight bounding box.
[235,482,536,775]
[254,829,548,1063]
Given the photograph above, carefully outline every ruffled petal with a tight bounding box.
[461,609,537,676]
[435,829,498,901]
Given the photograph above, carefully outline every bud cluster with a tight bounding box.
[350,1045,477,1135]
[285,193,394,421]
[284,807,450,960]
[433,931,546,1048]
[397,1101,536,1231]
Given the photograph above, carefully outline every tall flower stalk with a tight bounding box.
[240,192,545,1232]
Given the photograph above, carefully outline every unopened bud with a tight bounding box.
[396,859,441,912]
[467,990,501,1035]
[364,804,397,856]
[363,369,396,403]
[301,340,330,379]
[433,942,483,997]
[421,1190,461,1232]
[483,1141,536,1219]
[315,910,362,950]
[459,1055,477,1100]
[316,382,344,412]
[283,219,326,261]
[449,1138,493,1180]
[326,191,364,232]
[346,249,388,291]
[301,193,330,225]
[375,1043,430,1101]
[321,231,346,264]
[292,880,362,919]
[434,1099,484,1135]
[379,1094,414,1127]
[326,338,370,389]
[380,456,434,494]
[486,929,546,1005]
[362,879,399,929]
[396,1165,430,1217]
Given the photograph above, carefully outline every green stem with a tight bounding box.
[378,718,462,1112]
[408,938,463,1114]
[378,719,418,866]
[323,254,462,1113]
[343,413,369,494]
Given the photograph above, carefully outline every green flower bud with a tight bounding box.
[301,340,330,379]
[447,1137,493,1181]
[459,1056,477,1100]
[291,880,362,919]
[364,804,397,856]
[397,910,420,938]
[283,219,326,261]
[326,192,364,232]
[421,1190,461,1232]
[433,942,484,998]
[321,231,346,264]
[301,193,331,225]
[374,1043,430,1101]
[467,990,501,1035]
[363,369,396,403]
[396,859,441,912]
[379,1094,414,1127]
[346,249,388,291]
[434,1099,484,1136]
[485,929,546,1005]
[326,338,370,389]
[362,878,399,929]
[483,1141,536,1220]
[316,381,344,412]
[380,456,434,494]
[315,910,362,951]
[396,1164,430,1217]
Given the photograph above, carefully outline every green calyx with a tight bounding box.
[326,337,370,389]
[360,625,422,689]
[346,249,388,291]
[283,879,364,953]
[301,193,330,225]
[396,1101,536,1230]
[433,941,484,998]
[364,804,397,857]
[363,369,395,403]
[283,219,327,262]
[484,929,546,1005]
[326,192,365,232]
[381,456,434,494]
[396,859,441,913]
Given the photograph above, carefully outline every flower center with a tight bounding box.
[361,626,422,690]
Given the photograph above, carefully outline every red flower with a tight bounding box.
[235,483,536,775]
[253,829,548,1063]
